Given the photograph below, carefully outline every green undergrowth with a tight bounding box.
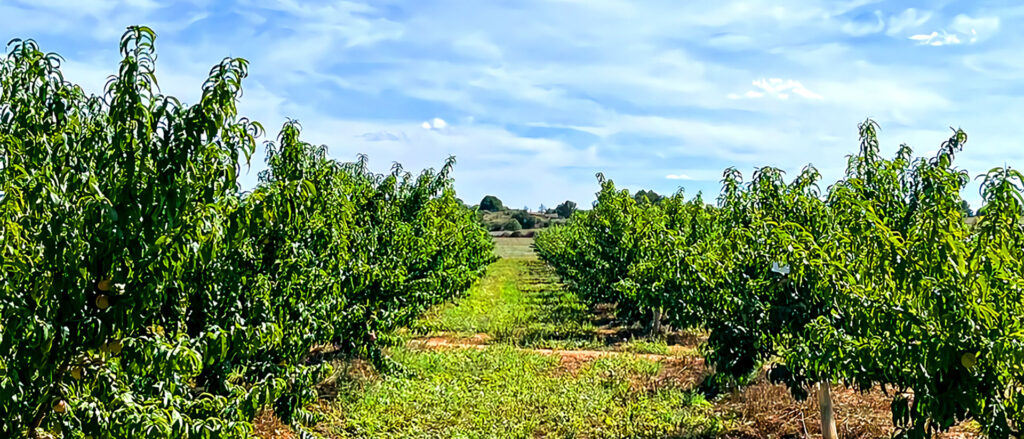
[491,237,539,259]
[314,238,720,438]
[620,339,673,356]
[322,345,721,439]
[411,238,599,348]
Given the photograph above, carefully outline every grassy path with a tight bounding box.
[308,238,720,439]
[410,238,694,355]
[412,237,601,350]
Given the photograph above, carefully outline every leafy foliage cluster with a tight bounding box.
[554,200,577,219]
[535,120,1024,438]
[511,210,536,229]
[479,195,504,212]
[0,27,494,437]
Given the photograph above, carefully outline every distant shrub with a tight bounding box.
[555,200,577,218]
[634,189,664,204]
[503,218,523,231]
[480,195,505,212]
[512,210,538,229]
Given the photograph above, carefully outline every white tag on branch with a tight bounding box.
[771,262,790,275]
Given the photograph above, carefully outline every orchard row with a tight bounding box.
[535,120,1024,438]
[0,27,495,437]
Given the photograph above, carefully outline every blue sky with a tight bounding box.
[2,0,1021,209]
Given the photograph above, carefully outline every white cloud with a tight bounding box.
[909,31,961,46]
[422,118,449,131]
[8,0,1023,208]
[727,90,765,99]
[951,14,1000,42]
[886,8,932,36]
[358,131,404,142]
[666,174,693,180]
[909,14,999,46]
[730,78,823,100]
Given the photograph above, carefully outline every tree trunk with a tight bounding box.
[818,379,838,439]
[649,307,663,335]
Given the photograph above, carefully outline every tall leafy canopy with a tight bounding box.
[536,120,1024,438]
[0,27,494,437]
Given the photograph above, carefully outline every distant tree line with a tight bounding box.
[474,195,581,231]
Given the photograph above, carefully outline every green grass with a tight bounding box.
[412,255,533,337]
[491,237,537,259]
[413,238,599,347]
[620,339,672,356]
[322,346,721,439]
[315,238,719,438]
